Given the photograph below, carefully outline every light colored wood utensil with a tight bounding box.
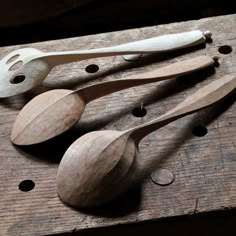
[0,30,211,98]
[11,55,214,145]
[57,74,236,208]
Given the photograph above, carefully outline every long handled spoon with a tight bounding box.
[0,30,211,98]
[56,74,236,208]
[11,55,214,145]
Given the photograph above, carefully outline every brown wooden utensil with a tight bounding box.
[57,74,236,208]
[11,55,214,145]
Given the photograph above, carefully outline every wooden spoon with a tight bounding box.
[11,55,214,145]
[57,74,236,208]
[0,30,211,98]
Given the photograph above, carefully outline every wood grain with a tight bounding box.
[0,14,236,235]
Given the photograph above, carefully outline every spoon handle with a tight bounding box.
[78,55,214,103]
[130,74,236,142]
[44,30,210,65]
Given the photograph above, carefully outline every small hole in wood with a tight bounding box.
[132,107,147,117]
[19,180,35,192]
[10,74,26,84]
[205,38,213,44]
[192,126,208,137]
[85,64,99,73]
[6,54,20,64]
[218,45,232,54]
[213,56,220,67]
[9,61,23,71]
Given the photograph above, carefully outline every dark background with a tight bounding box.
[58,209,236,235]
[1,1,236,235]
[1,0,236,46]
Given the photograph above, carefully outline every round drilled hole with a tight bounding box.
[10,74,26,84]
[213,56,220,67]
[218,45,232,54]
[19,180,35,192]
[9,61,23,71]
[85,64,99,73]
[205,37,213,44]
[192,126,208,137]
[132,107,147,117]
[6,54,20,64]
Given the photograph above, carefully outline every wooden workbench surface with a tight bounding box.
[0,14,235,236]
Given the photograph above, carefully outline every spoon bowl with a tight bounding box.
[57,130,137,207]
[11,89,85,144]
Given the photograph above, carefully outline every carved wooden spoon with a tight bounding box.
[0,30,211,98]
[11,55,214,145]
[57,74,236,208]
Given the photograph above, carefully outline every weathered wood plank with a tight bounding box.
[0,14,235,235]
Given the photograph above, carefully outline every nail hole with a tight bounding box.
[19,180,35,192]
[132,107,147,117]
[192,126,208,137]
[213,56,220,67]
[9,61,23,71]
[6,54,20,64]
[218,45,232,54]
[85,64,99,73]
[10,74,26,84]
[205,38,213,44]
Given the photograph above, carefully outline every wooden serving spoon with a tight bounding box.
[11,55,214,145]
[0,30,211,98]
[57,74,236,208]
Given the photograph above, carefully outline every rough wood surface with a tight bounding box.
[0,14,235,235]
